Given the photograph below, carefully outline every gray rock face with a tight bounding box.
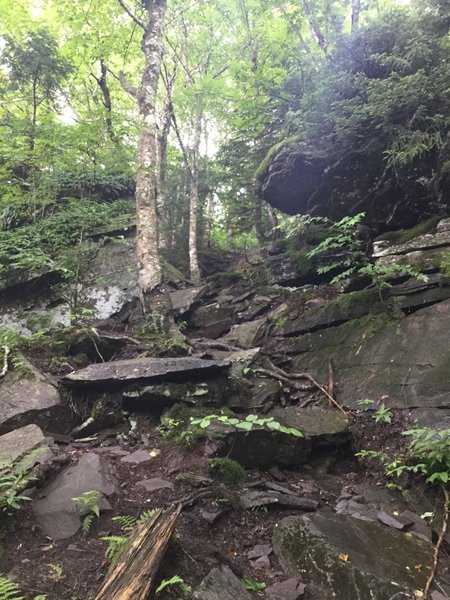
[265,579,307,600]
[0,359,68,433]
[0,424,49,463]
[223,318,267,347]
[291,299,450,410]
[190,303,233,339]
[61,356,231,389]
[193,566,251,600]
[273,512,448,599]
[169,286,204,316]
[33,453,117,540]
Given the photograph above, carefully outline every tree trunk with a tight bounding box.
[95,59,116,143]
[254,194,266,246]
[351,0,361,32]
[156,98,172,249]
[188,99,202,285]
[301,0,328,54]
[135,0,167,305]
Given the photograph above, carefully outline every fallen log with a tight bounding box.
[95,504,181,600]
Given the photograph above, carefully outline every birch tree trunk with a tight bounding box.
[351,0,361,32]
[135,0,167,304]
[188,99,202,285]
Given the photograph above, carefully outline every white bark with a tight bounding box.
[134,0,167,300]
[188,100,202,286]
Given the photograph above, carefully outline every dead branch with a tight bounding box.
[423,486,449,599]
[327,359,334,408]
[95,505,181,600]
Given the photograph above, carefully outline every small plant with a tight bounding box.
[372,403,393,424]
[208,458,246,485]
[71,490,101,536]
[242,579,267,591]
[0,449,44,511]
[155,575,191,596]
[101,535,129,562]
[48,563,64,582]
[0,576,24,600]
[102,509,158,563]
[190,413,303,437]
[357,398,374,408]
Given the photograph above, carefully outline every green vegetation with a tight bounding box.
[190,413,303,437]
[208,458,246,485]
[0,449,44,511]
[155,575,192,596]
[71,490,101,537]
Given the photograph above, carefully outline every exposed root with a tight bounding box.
[0,345,10,379]
[423,485,449,599]
[258,360,348,415]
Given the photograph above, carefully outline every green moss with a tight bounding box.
[437,251,450,277]
[208,458,246,485]
[375,216,441,245]
[255,135,301,180]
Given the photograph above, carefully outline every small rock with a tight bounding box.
[265,482,297,496]
[121,449,152,464]
[431,591,450,600]
[136,478,174,492]
[265,579,307,600]
[268,466,285,481]
[252,554,271,570]
[200,508,228,525]
[377,511,407,530]
[193,565,251,600]
[0,424,50,464]
[248,544,273,559]
[93,446,129,457]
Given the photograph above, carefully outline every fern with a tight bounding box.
[101,535,128,562]
[137,509,157,524]
[111,515,137,532]
[0,575,25,600]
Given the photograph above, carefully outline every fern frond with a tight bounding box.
[112,515,137,532]
[101,535,128,561]
[0,575,25,600]
[137,509,157,524]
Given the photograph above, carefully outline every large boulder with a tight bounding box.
[256,138,445,231]
[206,407,349,468]
[273,512,450,599]
[193,566,251,600]
[0,357,69,434]
[33,453,117,540]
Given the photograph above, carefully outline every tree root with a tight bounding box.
[257,360,348,415]
[423,485,449,599]
[0,345,10,379]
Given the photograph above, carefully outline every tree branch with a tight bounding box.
[116,0,146,29]
[118,70,138,97]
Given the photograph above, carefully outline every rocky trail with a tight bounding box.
[1,218,450,599]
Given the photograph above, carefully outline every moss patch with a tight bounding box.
[208,457,246,485]
[375,216,442,245]
[255,135,301,180]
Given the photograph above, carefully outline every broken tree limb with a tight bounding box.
[327,359,335,408]
[0,345,10,379]
[95,504,181,600]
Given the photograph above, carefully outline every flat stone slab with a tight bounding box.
[273,512,450,599]
[121,449,152,465]
[33,453,117,540]
[0,357,67,433]
[136,478,174,492]
[265,579,307,600]
[193,565,251,600]
[0,424,49,463]
[169,286,204,315]
[61,357,230,388]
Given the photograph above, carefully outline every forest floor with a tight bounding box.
[0,407,413,600]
